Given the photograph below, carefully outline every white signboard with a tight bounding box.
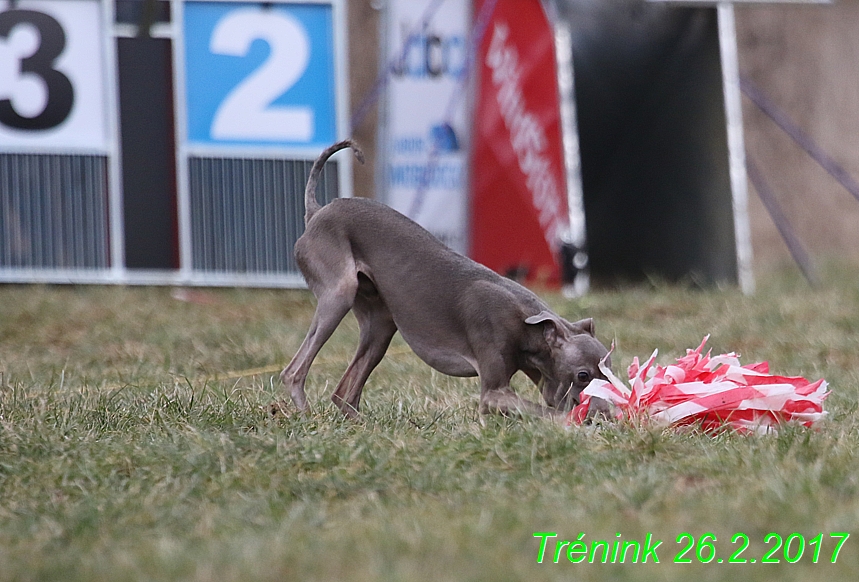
[382,0,470,254]
[0,0,107,151]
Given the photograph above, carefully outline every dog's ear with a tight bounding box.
[525,310,559,326]
[571,318,595,337]
[525,311,565,342]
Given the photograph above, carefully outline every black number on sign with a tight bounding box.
[0,9,74,130]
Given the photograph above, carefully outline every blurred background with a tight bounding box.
[350,0,859,286]
[736,2,859,272]
[1,0,857,289]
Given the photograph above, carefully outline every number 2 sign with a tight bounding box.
[183,1,337,149]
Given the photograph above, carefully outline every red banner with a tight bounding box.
[470,0,569,284]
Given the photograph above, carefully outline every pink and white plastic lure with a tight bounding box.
[568,337,829,434]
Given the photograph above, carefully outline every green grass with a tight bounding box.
[1,266,859,581]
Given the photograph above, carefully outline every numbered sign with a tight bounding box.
[183,1,336,148]
[0,0,107,150]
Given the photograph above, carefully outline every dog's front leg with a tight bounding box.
[479,389,565,421]
[476,365,564,421]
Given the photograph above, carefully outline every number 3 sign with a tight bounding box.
[183,1,337,148]
[0,0,107,149]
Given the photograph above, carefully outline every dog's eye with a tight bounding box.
[577,371,591,383]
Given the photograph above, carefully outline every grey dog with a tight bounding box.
[279,140,609,420]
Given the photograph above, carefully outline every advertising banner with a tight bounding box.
[470,0,569,283]
[381,0,471,254]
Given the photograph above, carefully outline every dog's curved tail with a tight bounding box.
[304,139,364,225]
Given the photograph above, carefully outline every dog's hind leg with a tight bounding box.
[280,276,358,413]
[331,274,397,418]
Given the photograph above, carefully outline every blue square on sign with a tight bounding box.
[184,1,336,148]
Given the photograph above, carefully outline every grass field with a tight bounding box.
[1,266,858,581]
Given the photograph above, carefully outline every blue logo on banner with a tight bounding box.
[184,2,336,148]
